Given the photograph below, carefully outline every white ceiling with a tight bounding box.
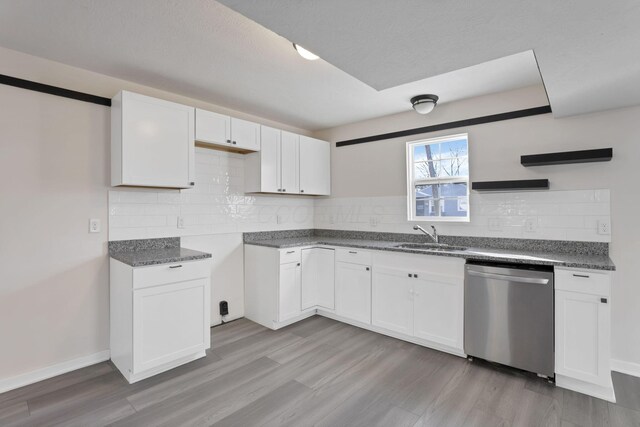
[0,0,543,131]
[219,0,640,119]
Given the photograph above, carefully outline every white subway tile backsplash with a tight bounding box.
[108,147,610,243]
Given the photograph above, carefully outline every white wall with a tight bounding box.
[0,45,311,386]
[314,85,640,368]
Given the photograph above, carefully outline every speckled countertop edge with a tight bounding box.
[244,237,615,271]
[109,238,212,267]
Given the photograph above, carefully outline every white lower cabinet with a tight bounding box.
[301,248,335,310]
[371,267,413,335]
[279,261,302,322]
[554,267,614,401]
[335,260,372,324]
[110,258,211,383]
[371,254,465,353]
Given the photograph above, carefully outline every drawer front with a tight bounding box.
[279,248,301,264]
[335,248,372,266]
[134,259,211,290]
[555,267,611,297]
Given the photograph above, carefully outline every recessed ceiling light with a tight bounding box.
[293,43,319,61]
[411,94,439,115]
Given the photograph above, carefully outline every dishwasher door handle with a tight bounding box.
[467,269,550,285]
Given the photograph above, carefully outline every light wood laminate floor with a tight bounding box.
[1,316,639,426]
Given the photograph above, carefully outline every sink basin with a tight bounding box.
[394,243,467,252]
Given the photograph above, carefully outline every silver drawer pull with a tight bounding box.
[573,274,590,278]
[286,251,296,254]
[169,265,183,269]
[467,270,549,285]
[348,251,358,254]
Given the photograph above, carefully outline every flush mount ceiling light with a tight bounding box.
[411,94,439,115]
[293,43,319,61]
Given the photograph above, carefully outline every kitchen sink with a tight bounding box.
[394,243,467,252]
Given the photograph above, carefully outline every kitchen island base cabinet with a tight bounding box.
[555,267,615,402]
[110,258,211,384]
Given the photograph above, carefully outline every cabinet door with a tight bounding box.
[555,290,611,386]
[195,109,231,147]
[280,131,300,194]
[299,136,330,195]
[231,117,260,151]
[132,278,208,374]
[301,248,335,310]
[121,91,194,188]
[413,273,463,350]
[335,262,371,324]
[279,261,302,322]
[372,267,413,335]
[259,126,281,193]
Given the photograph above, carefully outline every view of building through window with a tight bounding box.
[407,134,469,221]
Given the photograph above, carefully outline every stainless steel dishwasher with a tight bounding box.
[464,261,554,378]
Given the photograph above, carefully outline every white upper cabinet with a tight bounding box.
[195,109,230,146]
[195,109,260,152]
[299,135,331,195]
[281,131,300,194]
[245,127,330,196]
[231,118,260,151]
[111,91,195,189]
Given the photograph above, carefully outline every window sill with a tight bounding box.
[409,217,470,223]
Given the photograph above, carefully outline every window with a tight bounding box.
[406,134,469,221]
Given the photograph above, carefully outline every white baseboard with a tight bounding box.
[611,359,640,378]
[0,350,111,394]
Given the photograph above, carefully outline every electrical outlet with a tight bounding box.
[488,218,501,231]
[598,220,611,235]
[329,214,335,224]
[524,218,537,233]
[177,216,185,229]
[369,216,379,227]
[89,219,101,233]
[277,215,283,224]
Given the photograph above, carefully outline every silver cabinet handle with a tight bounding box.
[573,274,590,278]
[348,251,358,254]
[601,298,608,303]
[300,189,305,193]
[366,267,370,271]
[232,140,237,145]
[169,265,183,269]
[467,270,549,285]
[282,189,286,192]
[286,251,296,254]
[226,139,231,144]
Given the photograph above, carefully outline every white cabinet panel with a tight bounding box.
[132,278,209,374]
[281,131,300,194]
[413,274,463,350]
[231,117,260,151]
[372,267,413,335]
[335,261,371,324]
[195,109,231,147]
[299,135,330,195]
[279,261,302,322]
[112,91,194,189]
[258,126,281,193]
[301,248,335,310]
[555,289,611,386]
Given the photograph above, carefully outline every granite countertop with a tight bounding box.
[245,237,615,271]
[108,237,212,267]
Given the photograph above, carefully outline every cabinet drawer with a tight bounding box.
[133,259,211,290]
[335,248,372,265]
[555,268,611,297]
[279,248,301,264]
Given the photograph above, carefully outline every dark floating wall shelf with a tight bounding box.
[472,179,550,192]
[521,148,613,167]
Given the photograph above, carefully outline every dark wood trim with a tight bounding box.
[521,148,613,167]
[335,105,552,147]
[472,179,550,191]
[0,74,111,106]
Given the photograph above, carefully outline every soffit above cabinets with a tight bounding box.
[0,1,542,131]
[219,0,640,119]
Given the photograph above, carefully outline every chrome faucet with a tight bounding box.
[413,225,439,243]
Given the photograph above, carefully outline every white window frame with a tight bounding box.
[406,133,470,222]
